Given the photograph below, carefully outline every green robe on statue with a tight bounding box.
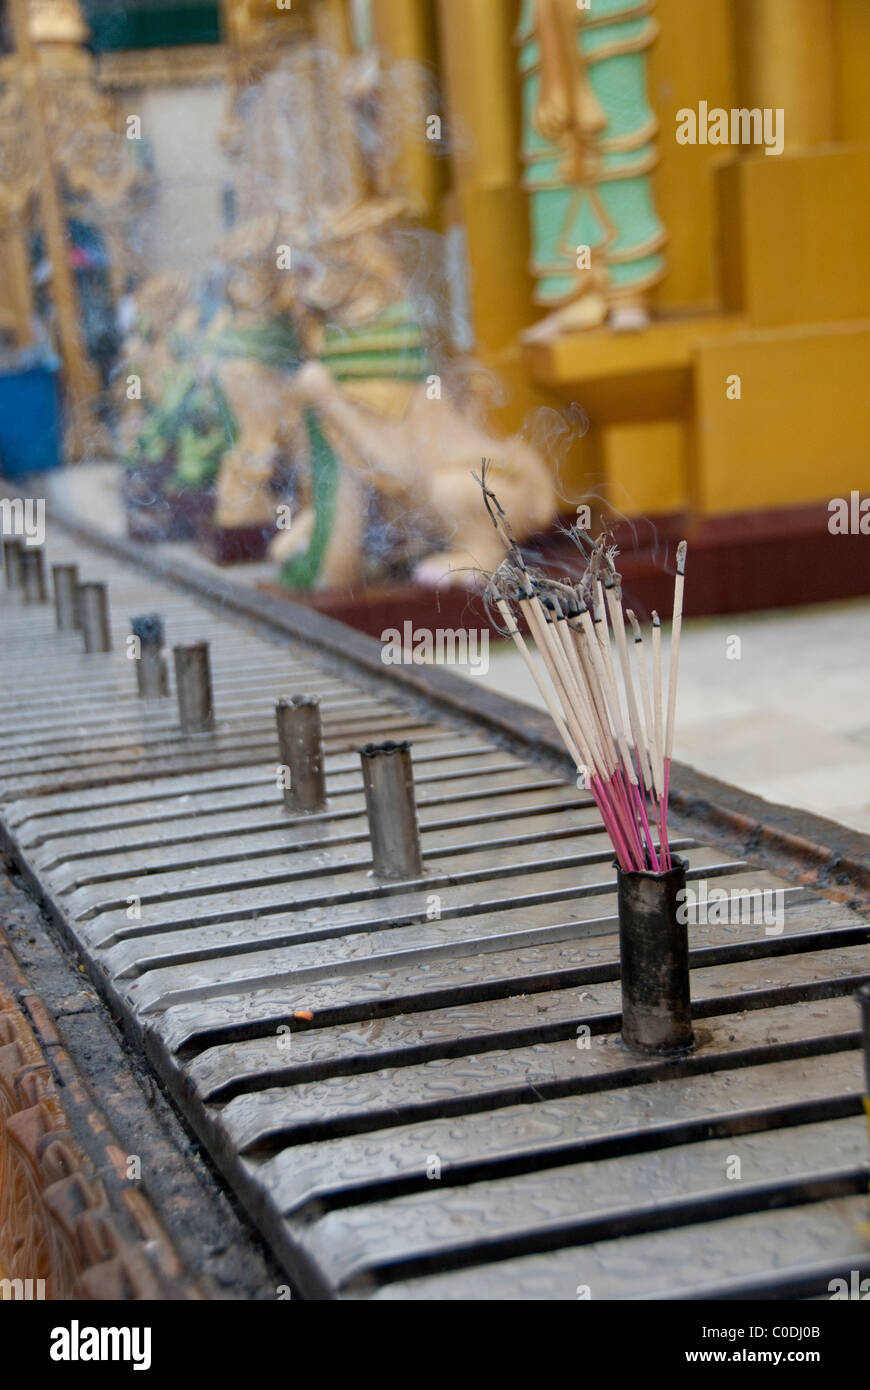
[517,0,667,318]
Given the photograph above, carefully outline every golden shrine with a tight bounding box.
[0,0,869,588]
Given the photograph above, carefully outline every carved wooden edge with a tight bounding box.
[0,937,200,1299]
[97,44,229,89]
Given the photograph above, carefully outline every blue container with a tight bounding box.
[0,361,63,478]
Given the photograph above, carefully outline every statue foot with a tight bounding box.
[268,507,316,562]
[414,552,484,590]
[609,301,651,333]
[520,293,608,344]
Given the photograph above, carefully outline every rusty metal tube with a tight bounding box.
[174,642,214,733]
[857,983,870,1102]
[19,547,47,602]
[132,613,169,698]
[3,538,23,589]
[616,855,694,1055]
[276,696,326,813]
[52,563,79,630]
[77,582,112,652]
[359,740,423,882]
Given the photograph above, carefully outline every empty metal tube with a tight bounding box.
[616,855,694,1055]
[77,582,112,652]
[174,642,214,733]
[20,547,47,602]
[276,696,326,813]
[359,741,423,882]
[52,563,80,630]
[3,538,23,589]
[131,613,169,698]
[857,983,870,1102]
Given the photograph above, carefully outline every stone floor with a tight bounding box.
[469,601,870,836]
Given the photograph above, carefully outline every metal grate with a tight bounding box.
[2,528,869,1300]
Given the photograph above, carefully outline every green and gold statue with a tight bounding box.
[517,0,667,338]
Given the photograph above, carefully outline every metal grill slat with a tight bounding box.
[1,521,868,1300]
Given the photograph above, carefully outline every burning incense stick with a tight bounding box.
[659,539,688,871]
[491,588,583,771]
[664,540,687,768]
[479,471,688,873]
[651,611,664,790]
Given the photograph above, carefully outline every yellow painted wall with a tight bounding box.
[648,0,736,314]
[734,0,836,149]
[602,420,690,518]
[716,147,870,328]
[833,0,870,140]
[692,321,870,514]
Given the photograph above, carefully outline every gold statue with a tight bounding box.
[517,0,667,339]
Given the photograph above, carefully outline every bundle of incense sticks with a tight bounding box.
[479,473,686,873]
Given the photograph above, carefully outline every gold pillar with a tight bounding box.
[4,215,35,347]
[313,0,354,52]
[313,0,365,204]
[735,0,835,149]
[436,0,533,354]
[8,0,103,459]
[833,0,870,140]
[370,0,444,225]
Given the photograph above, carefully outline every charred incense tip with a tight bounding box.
[278,693,319,711]
[676,540,688,576]
[360,739,411,759]
[626,610,642,641]
[652,611,661,627]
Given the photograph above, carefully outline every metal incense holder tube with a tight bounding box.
[174,642,214,733]
[360,741,423,882]
[276,696,326,813]
[52,564,80,630]
[77,582,112,652]
[20,547,47,602]
[857,984,870,1131]
[132,613,169,698]
[616,854,694,1055]
[3,538,23,589]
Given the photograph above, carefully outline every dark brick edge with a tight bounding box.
[0,863,285,1300]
